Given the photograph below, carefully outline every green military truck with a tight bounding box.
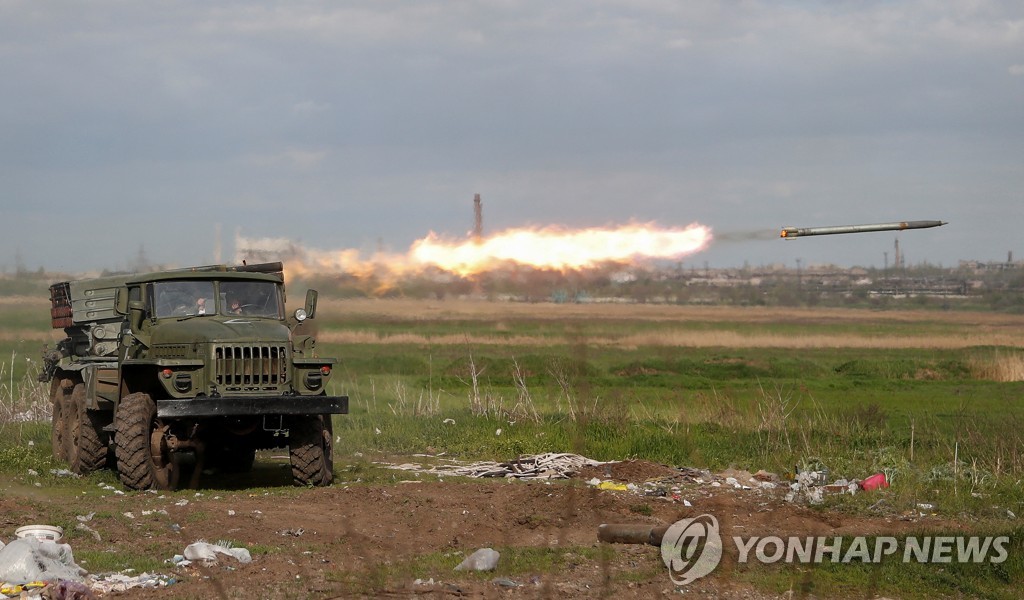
[39,262,347,490]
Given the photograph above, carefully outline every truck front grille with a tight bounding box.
[214,344,287,387]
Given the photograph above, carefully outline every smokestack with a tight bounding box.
[214,223,222,264]
[473,194,483,243]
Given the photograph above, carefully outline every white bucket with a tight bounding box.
[15,525,64,543]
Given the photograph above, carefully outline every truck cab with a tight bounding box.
[42,262,347,490]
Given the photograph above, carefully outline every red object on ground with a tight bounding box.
[860,473,889,491]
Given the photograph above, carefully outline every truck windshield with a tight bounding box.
[153,281,216,318]
[220,281,284,318]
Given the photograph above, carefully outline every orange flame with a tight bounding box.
[410,223,712,276]
[236,222,712,280]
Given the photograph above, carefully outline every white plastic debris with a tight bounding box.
[90,571,175,593]
[0,538,86,584]
[454,548,500,572]
[183,541,252,564]
[76,523,102,542]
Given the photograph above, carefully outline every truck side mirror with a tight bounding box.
[115,288,129,315]
[304,289,318,320]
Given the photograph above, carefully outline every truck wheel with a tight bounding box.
[67,383,109,474]
[50,379,70,462]
[288,415,334,486]
[114,392,176,490]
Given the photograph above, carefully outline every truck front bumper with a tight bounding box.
[156,395,348,418]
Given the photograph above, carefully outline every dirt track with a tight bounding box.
[1,459,956,599]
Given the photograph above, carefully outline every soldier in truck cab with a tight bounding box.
[228,295,243,315]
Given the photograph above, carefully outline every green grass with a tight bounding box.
[2,299,1023,597]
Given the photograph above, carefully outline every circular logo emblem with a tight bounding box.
[660,514,723,586]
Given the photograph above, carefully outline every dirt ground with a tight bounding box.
[0,457,964,600]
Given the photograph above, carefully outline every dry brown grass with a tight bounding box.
[320,297,1024,326]
[317,329,1023,349]
[969,351,1024,381]
[319,299,1024,349]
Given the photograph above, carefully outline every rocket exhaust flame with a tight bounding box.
[237,222,712,280]
[411,223,712,275]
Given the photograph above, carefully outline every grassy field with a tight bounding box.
[2,296,1023,597]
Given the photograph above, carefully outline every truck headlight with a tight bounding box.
[173,373,192,393]
[304,371,322,391]
[294,308,308,322]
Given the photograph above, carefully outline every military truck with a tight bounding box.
[39,262,347,490]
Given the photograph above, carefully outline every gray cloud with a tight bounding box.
[1,0,1022,272]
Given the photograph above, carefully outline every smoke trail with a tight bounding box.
[712,229,778,242]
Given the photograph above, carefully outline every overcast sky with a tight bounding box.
[2,1,1022,273]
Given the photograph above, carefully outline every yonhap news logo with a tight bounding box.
[660,513,1009,586]
[660,514,723,586]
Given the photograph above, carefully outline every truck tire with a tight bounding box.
[114,392,176,490]
[50,378,70,462]
[289,415,334,486]
[67,383,109,474]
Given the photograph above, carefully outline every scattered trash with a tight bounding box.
[0,538,86,584]
[76,523,102,542]
[443,418,456,425]
[49,468,79,478]
[454,548,499,571]
[388,453,611,480]
[917,503,935,511]
[1,581,48,596]
[595,481,629,491]
[279,528,305,537]
[413,578,436,586]
[50,579,97,599]
[492,577,520,588]
[15,525,64,543]
[175,499,189,507]
[795,460,829,485]
[183,541,253,564]
[76,513,95,523]
[89,571,175,594]
[860,473,889,491]
[27,469,38,477]
[1008,509,1017,519]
